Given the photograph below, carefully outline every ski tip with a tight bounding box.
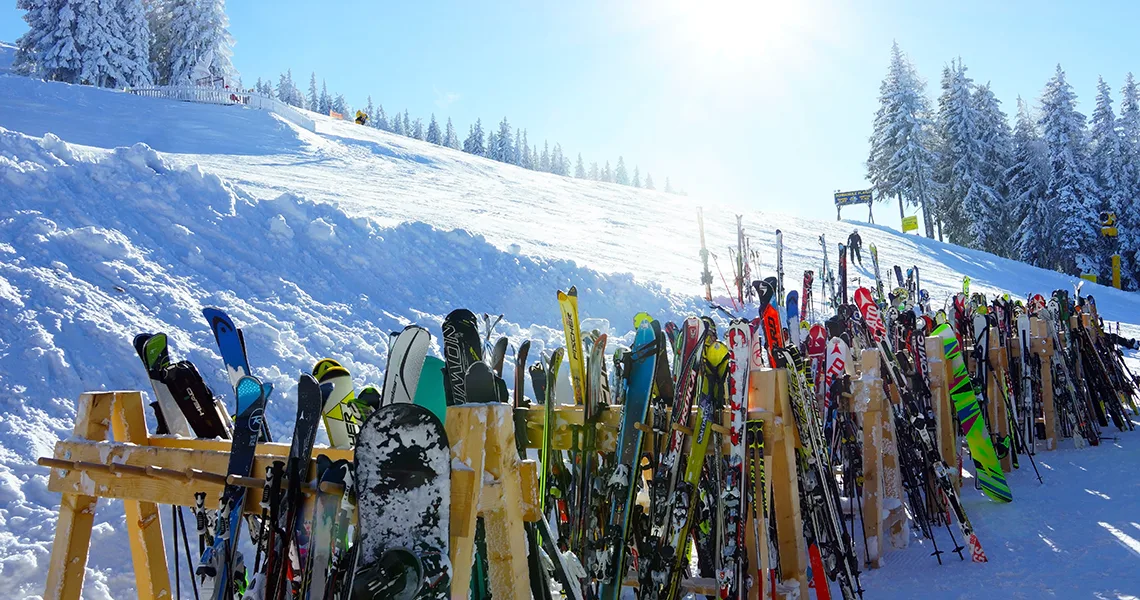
[236,375,264,405]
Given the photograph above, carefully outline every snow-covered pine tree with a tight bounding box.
[427,115,442,144]
[319,81,331,114]
[530,145,539,170]
[116,0,153,86]
[632,166,640,187]
[364,96,376,125]
[412,118,424,140]
[551,144,566,175]
[603,160,612,182]
[645,173,654,189]
[575,154,586,178]
[589,162,599,180]
[444,117,459,148]
[308,72,319,111]
[402,111,412,136]
[276,70,296,106]
[934,60,978,244]
[513,129,522,165]
[1037,65,1100,275]
[1117,74,1140,287]
[376,104,388,130]
[463,119,485,154]
[495,118,512,163]
[144,0,172,84]
[14,0,63,79]
[520,130,531,167]
[75,0,128,87]
[166,0,236,85]
[540,141,551,172]
[391,110,406,135]
[1089,77,1126,282]
[1010,97,1053,267]
[485,130,496,158]
[333,94,348,116]
[972,83,1015,255]
[665,176,673,193]
[867,42,940,237]
[615,156,629,184]
[15,0,128,87]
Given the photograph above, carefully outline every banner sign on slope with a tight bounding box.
[834,189,872,207]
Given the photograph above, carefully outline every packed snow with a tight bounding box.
[3,75,1140,598]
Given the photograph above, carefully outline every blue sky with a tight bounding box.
[3,0,1140,224]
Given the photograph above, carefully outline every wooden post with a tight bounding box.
[445,406,488,600]
[988,333,1012,472]
[925,337,958,491]
[110,392,170,600]
[1034,318,1058,450]
[480,405,532,600]
[879,363,906,548]
[751,368,807,599]
[854,349,884,568]
[744,371,773,600]
[44,392,114,600]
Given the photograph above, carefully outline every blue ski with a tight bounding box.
[196,375,266,599]
[203,307,273,442]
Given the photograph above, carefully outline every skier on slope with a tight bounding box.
[847,229,863,266]
[355,110,368,126]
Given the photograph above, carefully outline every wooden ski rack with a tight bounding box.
[39,321,1081,599]
[38,365,817,600]
[38,391,540,600]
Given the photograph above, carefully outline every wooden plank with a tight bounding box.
[925,337,958,490]
[482,404,531,600]
[44,392,113,600]
[988,334,1012,472]
[445,405,488,600]
[855,350,885,568]
[146,435,353,462]
[745,369,770,600]
[44,439,483,521]
[763,369,807,599]
[1034,318,1058,450]
[110,392,169,600]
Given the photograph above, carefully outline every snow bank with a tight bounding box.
[0,126,700,597]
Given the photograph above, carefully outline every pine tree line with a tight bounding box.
[868,42,1140,288]
[260,76,683,193]
[14,0,681,194]
[14,0,237,89]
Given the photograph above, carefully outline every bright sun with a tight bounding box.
[659,0,822,67]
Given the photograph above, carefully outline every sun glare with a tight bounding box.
[662,0,820,66]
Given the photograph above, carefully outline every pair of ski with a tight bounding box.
[132,331,232,439]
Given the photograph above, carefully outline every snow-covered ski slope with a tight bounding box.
[2,74,1140,598]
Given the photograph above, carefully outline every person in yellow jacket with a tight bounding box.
[355,110,368,125]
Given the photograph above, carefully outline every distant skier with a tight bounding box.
[847,230,863,266]
[355,110,368,126]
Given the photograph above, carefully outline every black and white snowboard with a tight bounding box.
[353,403,451,600]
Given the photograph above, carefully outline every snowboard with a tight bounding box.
[933,323,1012,503]
[414,356,448,424]
[382,325,432,406]
[353,403,452,600]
